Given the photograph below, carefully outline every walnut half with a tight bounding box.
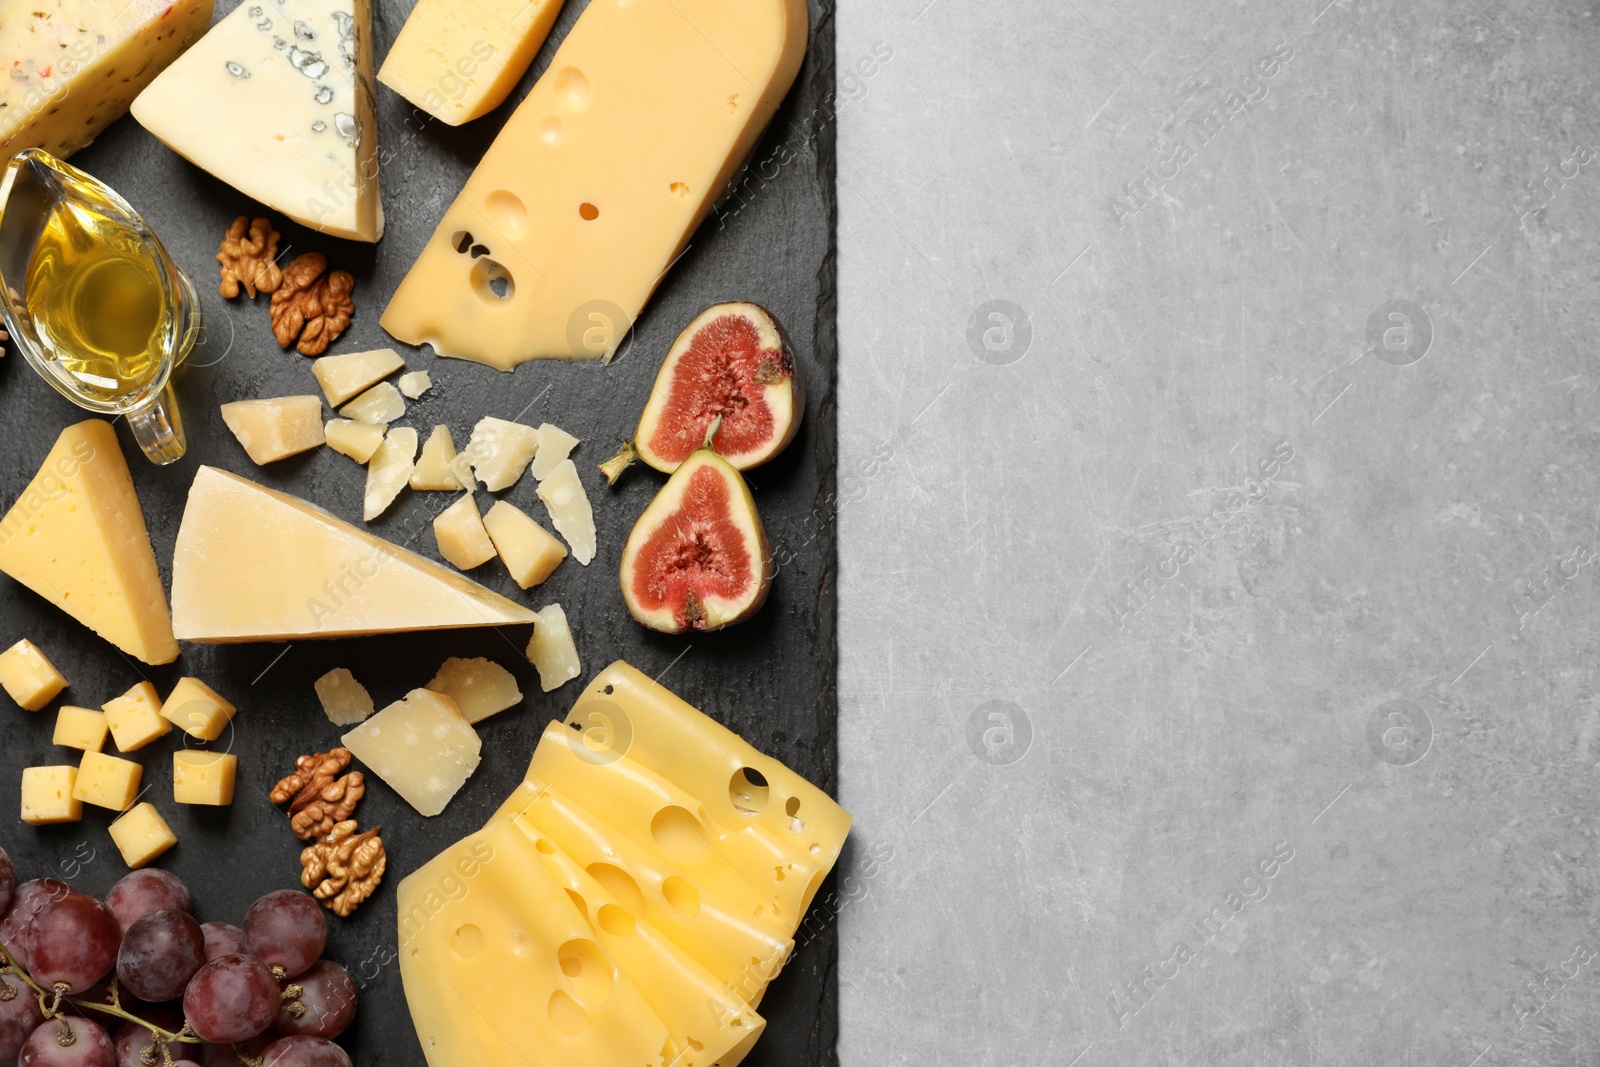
[217,216,285,300]
[272,748,365,840]
[300,821,386,918]
[269,252,355,356]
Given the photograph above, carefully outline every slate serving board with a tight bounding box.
[0,1,839,1064]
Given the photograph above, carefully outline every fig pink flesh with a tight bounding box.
[630,466,755,630]
[647,313,790,465]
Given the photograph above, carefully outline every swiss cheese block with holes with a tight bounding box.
[379,0,809,366]
[493,777,794,1001]
[396,815,759,1067]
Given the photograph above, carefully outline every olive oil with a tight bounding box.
[24,193,165,401]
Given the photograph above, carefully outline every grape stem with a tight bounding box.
[0,942,201,1045]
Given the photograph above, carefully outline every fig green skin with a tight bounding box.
[633,301,804,474]
[619,448,774,634]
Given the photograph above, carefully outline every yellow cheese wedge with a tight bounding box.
[0,420,179,665]
[380,0,809,367]
[170,466,537,642]
[398,817,755,1067]
[378,0,565,126]
[0,0,214,160]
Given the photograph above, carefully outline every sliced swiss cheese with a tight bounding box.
[0,0,214,160]
[380,0,809,366]
[398,817,748,1067]
[378,0,565,126]
[0,420,178,665]
[130,0,383,242]
[170,466,536,642]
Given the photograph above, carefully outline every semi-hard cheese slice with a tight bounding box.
[0,0,214,160]
[378,0,565,126]
[130,0,383,242]
[398,818,723,1067]
[380,0,809,366]
[170,466,537,642]
[0,420,179,665]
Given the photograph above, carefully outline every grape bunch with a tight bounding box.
[0,848,356,1067]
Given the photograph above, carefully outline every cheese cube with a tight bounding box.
[398,371,433,400]
[73,752,143,811]
[434,495,496,571]
[378,0,563,125]
[483,500,567,589]
[312,349,406,406]
[341,383,407,425]
[410,426,464,491]
[173,751,237,806]
[315,668,376,727]
[0,639,68,710]
[325,419,388,464]
[20,767,82,826]
[536,460,597,565]
[365,428,419,521]
[531,424,581,480]
[526,604,581,693]
[108,803,178,869]
[426,657,523,725]
[219,397,326,465]
[160,677,237,742]
[342,689,481,817]
[465,417,539,492]
[101,681,172,752]
[53,707,109,752]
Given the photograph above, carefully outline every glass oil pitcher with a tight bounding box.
[0,148,199,464]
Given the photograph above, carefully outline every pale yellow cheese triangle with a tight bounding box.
[171,466,535,642]
[0,420,178,665]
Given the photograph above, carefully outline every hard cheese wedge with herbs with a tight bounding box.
[170,466,536,642]
[0,0,214,160]
[130,0,383,242]
[397,662,849,1067]
[0,420,179,665]
[380,0,808,366]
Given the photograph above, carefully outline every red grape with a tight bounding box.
[18,1017,115,1067]
[1,972,46,1063]
[1,880,72,971]
[117,911,206,1003]
[242,895,324,980]
[0,847,13,916]
[259,1036,349,1067]
[196,1030,273,1067]
[112,1023,171,1067]
[182,956,278,1043]
[29,893,120,993]
[198,925,245,964]
[273,962,354,1041]
[104,873,191,934]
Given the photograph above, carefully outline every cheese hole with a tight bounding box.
[729,767,769,815]
[537,115,564,145]
[557,938,614,1004]
[470,258,514,304]
[661,875,701,920]
[651,806,712,863]
[451,924,482,959]
[553,67,590,109]
[785,797,801,817]
[809,843,822,855]
[547,990,588,1036]
[579,202,599,221]
[450,230,474,254]
[485,189,528,239]
[597,903,635,936]
[535,837,555,854]
[670,182,689,198]
[565,889,588,918]
[587,863,646,914]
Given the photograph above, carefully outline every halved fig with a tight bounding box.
[620,449,774,633]
[610,302,802,483]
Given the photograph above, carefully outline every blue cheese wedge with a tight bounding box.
[130,0,383,242]
[0,0,214,159]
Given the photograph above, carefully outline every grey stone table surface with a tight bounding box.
[834,0,1600,1064]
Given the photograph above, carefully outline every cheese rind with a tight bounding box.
[313,349,405,406]
[220,396,327,465]
[0,639,67,711]
[378,0,565,125]
[0,0,214,160]
[20,766,81,826]
[130,0,383,242]
[101,682,171,752]
[343,689,481,817]
[379,0,809,366]
[171,466,538,642]
[0,420,179,665]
